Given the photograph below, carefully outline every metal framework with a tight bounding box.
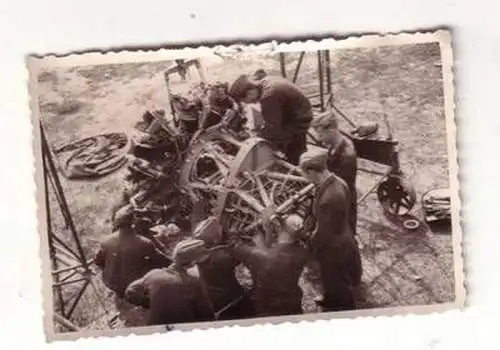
[41,123,110,332]
[164,59,206,128]
[279,50,417,218]
[279,51,332,112]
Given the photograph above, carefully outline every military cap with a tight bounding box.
[172,239,207,266]
[132,215,154,235]
[253,68,267,80]
[114,204,135,228]
[299,148,329,171]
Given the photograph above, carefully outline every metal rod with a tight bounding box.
[317,51,325,112]
[54,313,81,332]
[292,52,305,83]
[164,74,178,125]
[53,276,89,288]
[231,189,266,213]
[215,291,252,320]
[43,149,67,317]
[356,167,387,176]
[275,183,315,215]
[264,171,310,183]
[47,173,72,228]
[220,133,243,147]
[331,103,357,128]
[40,124,89,271]
[275,159,305,174]
[194,59,207,83]
[57,269,81,284]
[54,254,75,268]
[279,53,287,78]
[306,92,323,99]
[51,234,80,262]
[325,50,332,94]
[52,261,91,275]
[66,278,91,319]
[254,175,273,207]
[276,166,294,196]
[357,175,387,205]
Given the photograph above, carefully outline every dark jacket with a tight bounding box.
[94,229,172,297]
[311,174,362,310]
[196,249,247,313]
[124,267,214,325]
[231,240,308,317]
[258,76,313,144]
[326,136,358,234]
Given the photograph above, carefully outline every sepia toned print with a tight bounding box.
[28,29,464,341]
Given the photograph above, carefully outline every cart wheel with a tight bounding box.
[377,175,416,216]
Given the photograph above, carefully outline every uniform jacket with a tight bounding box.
[196,249,247,313]
[311,174,362,287]
[124,267,214,325]
[326,136,358,233]
[231,241,308,317]
[312,174,352,243]
[257,76,313,144]
[94,230,172,297]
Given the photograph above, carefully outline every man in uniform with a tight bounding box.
[94,206,172,298]
[229,74,313,165]
[193,216,255,320]
[311,111,358,235]
[124,239,215,325]
[229,214,309,317]
[299,149,362,312]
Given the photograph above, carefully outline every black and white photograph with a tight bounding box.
[28,30,464,340]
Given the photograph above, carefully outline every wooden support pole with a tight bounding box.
[279,53,287,78]
[292,52,305,83]
[317,51,325,112]
[325,50,332,95]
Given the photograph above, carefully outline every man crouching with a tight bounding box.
[94,205,172,299]
[124,239,214,325]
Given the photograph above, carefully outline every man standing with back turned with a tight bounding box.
[229,214,309,317]
[229,74,313,165]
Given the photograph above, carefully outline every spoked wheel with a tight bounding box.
[179,132,315,243]
[216,154,315,240]
[376,175,416,216]
[54,133,131,180]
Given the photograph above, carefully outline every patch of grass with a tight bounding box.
[40,99,84,116]
[76,62,171,84]
[38,70,58,83]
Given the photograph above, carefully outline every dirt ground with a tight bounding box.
[37,42,456,331]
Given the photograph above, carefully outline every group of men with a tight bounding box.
[94,72,363,326]
[229,72,362,310]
